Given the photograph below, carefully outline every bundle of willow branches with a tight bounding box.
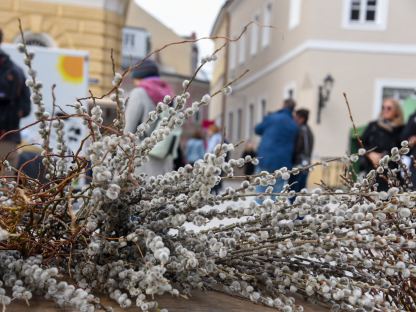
[0,25,415,312]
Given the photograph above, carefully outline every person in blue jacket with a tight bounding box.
[255,98,298,197]
[186,129,205,165]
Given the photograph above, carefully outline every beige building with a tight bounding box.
[210,1,232,129]
[1,0,129,95]
[124,1,195,77]
[1,0,203,97]
[210,0,416,161]
[122,1,210,135]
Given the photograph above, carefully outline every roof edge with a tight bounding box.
[210,0,233,37]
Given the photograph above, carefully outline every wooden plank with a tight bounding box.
[7,291,328,311]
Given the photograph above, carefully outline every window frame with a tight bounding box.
[229,40,237,71]
[228,111,234,142]
[342,0,389,31]
[261,2,272,48]
[247,102,255,138]
[237,108,243,140]
[250,13,260,56]
[121,27,150,67]
[260,97,268,121]
[373,79,416,118]
[238,32,246,65]
[288,0,302,30]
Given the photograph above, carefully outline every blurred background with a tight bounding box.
[1,0,416,188]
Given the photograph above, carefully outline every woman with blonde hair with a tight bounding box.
[206,124,222,154]
[360,98,404,190]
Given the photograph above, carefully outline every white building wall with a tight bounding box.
[212,0,416,158]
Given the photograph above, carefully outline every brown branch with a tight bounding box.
[343,92,364,149]
[77,21,257,103]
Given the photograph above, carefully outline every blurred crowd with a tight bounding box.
[110,59,317,197]
[2,30,416,195]
[254,99,313,198]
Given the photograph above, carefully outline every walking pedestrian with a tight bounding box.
[255,99,298,198]
[289,108,314,194]
[206,123,224,194]
[359,98,404,190]
[401,109,416,188]
[173,143,185,171]
[186,129,205,165]
[206,124,222,155]
[241,141,257,176]
[124,59,178,176]
[0,28,31,177]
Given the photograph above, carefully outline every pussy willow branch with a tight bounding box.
[343,92,364,149]
[78,21,258,102]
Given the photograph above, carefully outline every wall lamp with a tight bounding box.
[317,74,334,124]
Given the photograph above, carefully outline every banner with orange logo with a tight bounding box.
[3,44,89,155]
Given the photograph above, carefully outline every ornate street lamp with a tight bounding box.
[317,74,334,124]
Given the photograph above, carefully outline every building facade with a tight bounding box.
[1,0,129,95]
[1,0,207,103]
[210,0,416,161]
[122,1,210,136]
[124,1,197,77]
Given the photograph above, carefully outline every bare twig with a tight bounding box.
[343,92,364,149]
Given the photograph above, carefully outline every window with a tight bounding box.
[228,112,234,142]
[374,79,416,119]
[382,87,415,101]
[238,33,246,64]
[342,0,389,30]
[248,104,255,138]
[262,2,272,48]
[261,99,267,118]
[289,0,302,29]
[250,15,259,56]
[122,27,151,68]
[229,41,237,70]
[124,33,135,48]
[381,87,416,119]
[191,43,199,72]
[350,0,361,21]
[237,109,243,140]
[350,0,376,22]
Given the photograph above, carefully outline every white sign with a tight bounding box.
[2,43,89,155]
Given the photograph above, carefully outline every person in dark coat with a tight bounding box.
[289,109,314,195]
[173,143,185,171]
[241,141,257,176]
[0,29,31,177]
[255,99,298,196]
[16,149,46,184]
[401,109,416,188]
[360,98,404,190]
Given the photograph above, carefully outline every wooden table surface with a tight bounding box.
[8,291,328,311]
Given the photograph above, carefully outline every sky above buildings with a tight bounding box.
[134,0,226,76]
